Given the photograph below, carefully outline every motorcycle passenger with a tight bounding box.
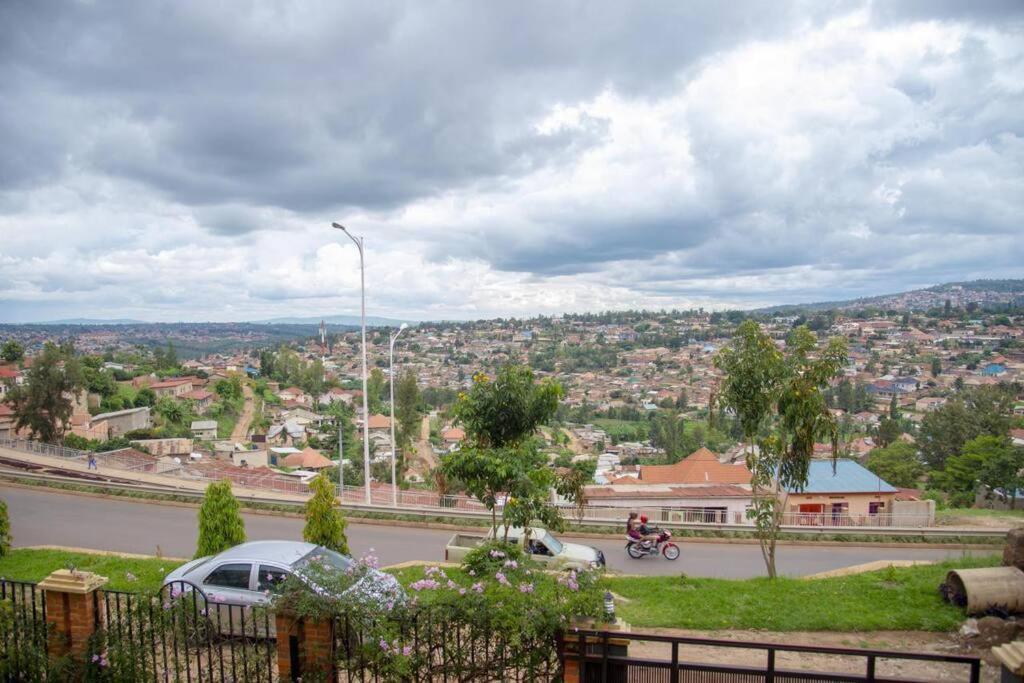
[637,515,660,547]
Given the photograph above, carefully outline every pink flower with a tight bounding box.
[446,580,458,590]
[495,571,510,586]
[411,579,440,591]
[402,645,412,656]
[519,583,534,593]
[471,582,484,593]
[379,639,390,652]
[489,549,505,559]
[459,588,467,596]
[503,560,518,569]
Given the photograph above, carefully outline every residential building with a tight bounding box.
[785,459,897,523]
[191,420,219,440]
[89,406,151,438]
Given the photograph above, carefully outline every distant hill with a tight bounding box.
[754,279,1024,314]
[38,318,148,325]
[254,314,411,327]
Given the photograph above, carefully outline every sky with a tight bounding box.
[1,1,1022,323]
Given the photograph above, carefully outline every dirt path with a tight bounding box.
[230,383,255,442]
[623,629,994,682]
[415,416,437,471]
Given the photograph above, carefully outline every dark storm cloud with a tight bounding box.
[0,0,844,213]
[0,0,1022,321]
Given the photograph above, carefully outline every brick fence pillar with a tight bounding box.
[276,610,336,681]
[37,569,108,664]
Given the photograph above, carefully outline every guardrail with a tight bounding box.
[0,466,1007,540]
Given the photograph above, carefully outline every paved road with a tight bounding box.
[0,485,990,577]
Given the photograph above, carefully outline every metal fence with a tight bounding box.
[0,438,938,529]
[95,581,276,682]
[563,629,982,683]
[0,580,48,682]
[333,609,560,682]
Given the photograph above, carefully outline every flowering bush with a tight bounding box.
[273,544,602,679]
[461,539,529,578]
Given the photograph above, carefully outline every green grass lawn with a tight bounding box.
[938,507,1024,520]
[605,555,1000,631]
[0,549,184,593]
[0,550,1000,633]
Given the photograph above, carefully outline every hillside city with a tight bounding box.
[2,279,1022,531]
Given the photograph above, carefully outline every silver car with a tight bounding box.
[162,540,403,634]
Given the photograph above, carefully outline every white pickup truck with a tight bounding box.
[444,526,605,570]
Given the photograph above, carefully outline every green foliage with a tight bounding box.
[0,339,24,363]
[461,540,527,577]
[134,387,156,407]
[394,369,421,454]
[715,323,848,578]
[303,474,349,554]
[918,384,1015,469]
[6,342,84,443]
[649,412,686,462]
[276,556,601,681]
[195,480,246,558]
[876,417,902,447]
[213,375,243,402]
[453,365,562,449]
[937,435,1024,508]
[0,500,10,557]
[442,365,563,535]
[865,442,924,488]
[606,555,1000,631]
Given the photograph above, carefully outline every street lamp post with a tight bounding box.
[388,322,409,507]
[331,222,372,505]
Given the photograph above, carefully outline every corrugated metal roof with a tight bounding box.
[789,459,897,494]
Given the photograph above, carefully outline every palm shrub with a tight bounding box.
[0,499,10,557]
[195,480,245,558]
[303,473,349,553]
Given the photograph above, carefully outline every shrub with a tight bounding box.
[461,540,528,577]
[0,500,10,557]
[303,474,349,554]
[195,480,245,558]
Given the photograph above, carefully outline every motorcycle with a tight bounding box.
[625,528,680,560]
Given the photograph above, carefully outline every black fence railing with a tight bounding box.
[562,629,983,683]
[94,581,276,682]
[333,609,560,682]
[0,580,48,682]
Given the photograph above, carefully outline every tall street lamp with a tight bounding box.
[388,322,409,507]
[331,222,372,505]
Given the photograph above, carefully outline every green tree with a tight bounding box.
[978,440,1024,510]
[441,365,562,535]
[164,341,178,369]
[716,324,847,578]
[367,368,387,414]
[394,369,421,457]
[931,356,942,378]
[214,376,243,402]
[5,342,83,443]
[650,412,686,463]
[918,385,1014,469]
[888,395,900,420]
[195,480,246,558]
[0,499,10,557]
[155,396,186,425]
[134,387,157,407]
[1,340,24,363]
[303,474,349,553]
[876,417,902,447]
[865,442,924,488]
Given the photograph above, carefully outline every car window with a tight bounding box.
[542,533,563,554]
[258,565,290,592]
[295,548,352,573]
[204,563,252,590]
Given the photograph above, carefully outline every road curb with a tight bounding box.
[0,479,1003,551]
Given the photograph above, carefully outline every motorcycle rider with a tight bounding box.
[638,515,660,547]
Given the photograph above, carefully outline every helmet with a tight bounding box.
[640,515,648,523]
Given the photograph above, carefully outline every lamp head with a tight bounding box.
[331,222,348,232]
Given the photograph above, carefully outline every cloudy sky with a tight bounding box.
[1,1,1022,323]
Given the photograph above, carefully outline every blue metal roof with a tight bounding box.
[788,459,897,494]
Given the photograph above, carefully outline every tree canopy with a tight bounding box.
[6,342,84,443]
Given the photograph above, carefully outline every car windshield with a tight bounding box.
[293,547,353,573]
[542,533,563,554]
[184,557,213,576]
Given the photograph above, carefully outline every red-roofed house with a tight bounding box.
[149,377,195,398]
[182,389,214,414]
[635,447,752,485]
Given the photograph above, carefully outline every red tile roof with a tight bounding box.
[637,447,751,485]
